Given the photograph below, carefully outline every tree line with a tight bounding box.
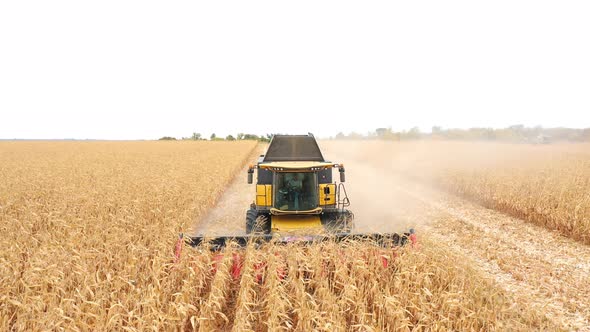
[333,125,590,143]
[159,133,272,142]
[159,126,590,143]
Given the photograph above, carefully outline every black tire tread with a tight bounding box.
[246,208,271,234]
[321,210,354,233]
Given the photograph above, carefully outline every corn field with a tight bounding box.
[434,147,590,244]
[0,141,257,330]
[0,140,584,330]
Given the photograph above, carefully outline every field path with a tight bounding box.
[190,143,590,330]
[189,146,264,237]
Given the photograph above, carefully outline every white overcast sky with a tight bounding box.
[1,1,589,139]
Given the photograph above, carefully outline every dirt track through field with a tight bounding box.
[190,147,264,237]
[191,143,590,331]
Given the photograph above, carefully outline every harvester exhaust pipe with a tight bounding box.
[247,166,254,184]
[339,165,345,182]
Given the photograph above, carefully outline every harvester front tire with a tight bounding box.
[321,210,354,233]
[246,209,270,234]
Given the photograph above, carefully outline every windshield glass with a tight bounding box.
[275,172,317,211]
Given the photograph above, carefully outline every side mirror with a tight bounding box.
[323,186,330,195]
[339,167,345,182]
[247,168,254,184]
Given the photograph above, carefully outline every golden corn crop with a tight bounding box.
[0,141,564,330]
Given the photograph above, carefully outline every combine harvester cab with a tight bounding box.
[184,133,416,251]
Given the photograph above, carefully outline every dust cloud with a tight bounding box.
[317,139,566,233]
[192,139,568,236]
[319,141,428,233]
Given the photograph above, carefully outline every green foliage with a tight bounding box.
[235,133,272,142]
[158,136,177,141]
[193,132,202,140]
[181,132,272,142]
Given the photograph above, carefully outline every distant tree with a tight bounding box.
[257,134,271,142]
[404,126,421,139]
[191,132,202,140]
[483,128,496,140]
[348,132,363,140]
[243,134,258,140]
[335,132,345,140]
[376,128,389,137]
[210,133,216,140]
[158,136,176,140]
[507,125,525,141]
[226,134,235,141]
[374,127,399,140]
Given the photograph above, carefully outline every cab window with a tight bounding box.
[275,172,317,211]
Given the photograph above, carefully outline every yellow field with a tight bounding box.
[0,141,257,330]
[2,140,585,330]
[431,143,590,244]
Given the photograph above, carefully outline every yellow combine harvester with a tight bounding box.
[186,134,414,250]
[245,133,353,235]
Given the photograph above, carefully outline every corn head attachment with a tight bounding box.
[185,229,417,251]
[177,230,417,283]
